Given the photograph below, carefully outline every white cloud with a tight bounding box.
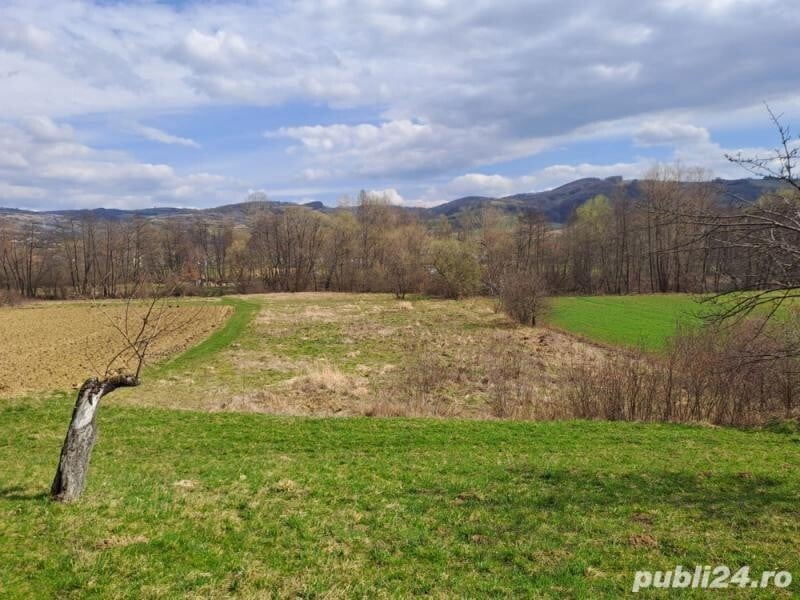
[302,168,330,181]
[634,122,710,146]
[177,29,258,71]
[416,131,786,206]
[0,182,47,201]
[366,188,405,206]
[417,163,649,206]
[0,21,52,55]
[273,121,434,153]
[591,62,641,82]
[20,116,74,143]
[605,23,653,45]
[271,119,549,179]
[132,123,200,148]
[0,117,238,210]
[444,174,517,198]
[0,0,796,208]
[0,149,29,168]
[660,0,770,15]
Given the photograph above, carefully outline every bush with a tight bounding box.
[498,270,549,326]
[427,239,482,299]
[0,289,25,306]
[563,315,800,427]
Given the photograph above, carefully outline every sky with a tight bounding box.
[0,0,798,211]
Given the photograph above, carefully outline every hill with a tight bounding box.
[431,176,785,223]
[0,176,786,226]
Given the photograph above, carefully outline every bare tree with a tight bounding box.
[497,210,550,325]
[382,221,430,299]
[50,288,173,502]
[695,107,800,326]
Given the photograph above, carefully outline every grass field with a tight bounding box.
[2,399,799,598]
[2,293,798,597]
[547,294,704,351]
[113,293,603,419]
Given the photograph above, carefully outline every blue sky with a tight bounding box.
[0,0,798,210]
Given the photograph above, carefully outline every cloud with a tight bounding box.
[660,0,769,15]
[20,116,75,143]
[0,182,47,200]
[132,123,200,148]
[0,0,793,128]
[274,121,433,152]
[176,29,259,71]
[416,132,784,206]
[590,62,641,82]
[417,161,648,205]
[0,0,796,209]
[271,119,549,179]
[442,174,517,198]
[634,122,711,146]
[0,117,238,210]
[0,20,52,55]
[365,188,405,206]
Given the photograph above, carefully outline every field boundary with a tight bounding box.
[146,297,260,379]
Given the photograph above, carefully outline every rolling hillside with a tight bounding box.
[0,176,785,226]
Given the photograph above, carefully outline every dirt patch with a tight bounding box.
[0,300,230,397]
[95,535,149,549]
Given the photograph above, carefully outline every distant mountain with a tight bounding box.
[428,178,626,222]
[430,176,787,223]
[0,199,307,225]
[0,176,787,226]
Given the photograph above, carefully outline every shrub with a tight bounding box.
[563,315,800,427]
[427,239,482,299]
[498,270,549,326]
[0,289,25,306]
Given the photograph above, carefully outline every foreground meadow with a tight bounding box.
[1,400,798,598]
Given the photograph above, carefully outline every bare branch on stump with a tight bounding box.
[50,374,140,503]
[50,280,175,503]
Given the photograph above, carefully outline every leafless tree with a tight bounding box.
[691,108,800,328]
[50,283,181,502]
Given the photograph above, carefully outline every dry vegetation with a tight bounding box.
[566,314,800,427]
[115,293,606,418]
[5,293,794,428]
[0,300,231,396]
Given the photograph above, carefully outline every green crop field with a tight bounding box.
[1,294,799,597]
[547,294,706,351]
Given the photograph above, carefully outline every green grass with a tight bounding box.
[547,294,705,351]
[1,400,798,598]
[147,297,260,378]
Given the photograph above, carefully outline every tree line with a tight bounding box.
[0,167,796,308]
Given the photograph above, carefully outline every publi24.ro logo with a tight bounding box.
[632,566,792,592]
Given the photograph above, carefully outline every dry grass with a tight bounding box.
[114,293,605,419]
[0,300,231,396]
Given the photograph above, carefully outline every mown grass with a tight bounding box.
[146,297,260,378]
[1,400,798,598]
[547,294,705,351]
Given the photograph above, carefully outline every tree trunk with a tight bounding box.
[51,374,139,503]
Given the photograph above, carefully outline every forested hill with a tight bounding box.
[429,176,785,223]
[0,176,785,226]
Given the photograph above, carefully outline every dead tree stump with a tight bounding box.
[50,374,139,503]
